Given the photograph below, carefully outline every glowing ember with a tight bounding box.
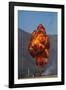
[28,24,50,67]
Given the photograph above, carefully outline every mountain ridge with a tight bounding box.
[18,28,57,79]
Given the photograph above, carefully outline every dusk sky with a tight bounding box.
[18,10,57,35]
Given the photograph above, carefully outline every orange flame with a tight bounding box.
[28,24,50,67]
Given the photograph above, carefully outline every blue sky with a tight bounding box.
[18,10,57,35]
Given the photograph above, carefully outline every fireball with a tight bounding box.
[28,24,50,67]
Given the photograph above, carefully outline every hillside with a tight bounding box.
[18,29,57,79]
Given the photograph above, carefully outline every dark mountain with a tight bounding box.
[18,29,57,79]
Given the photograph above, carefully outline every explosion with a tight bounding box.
[28,24,50,67]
